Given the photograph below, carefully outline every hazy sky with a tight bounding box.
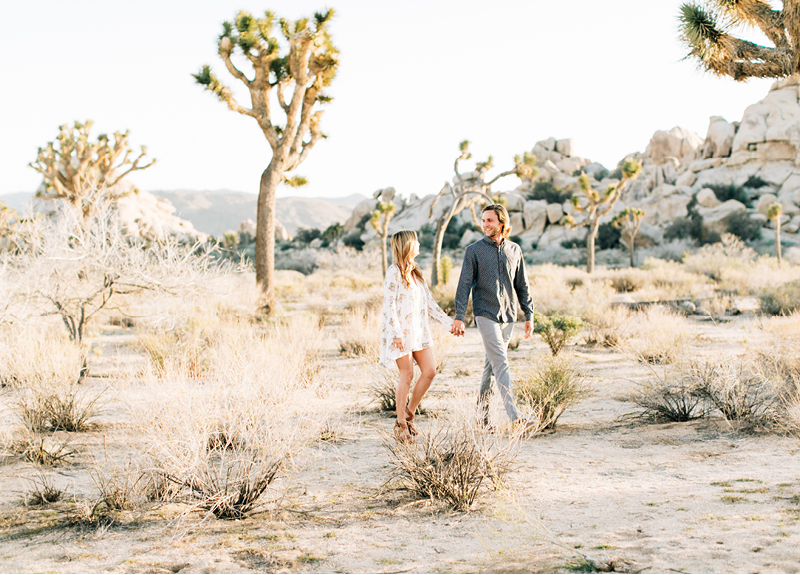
[1,0,777,200]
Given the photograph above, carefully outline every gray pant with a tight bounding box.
[475,316,520,423]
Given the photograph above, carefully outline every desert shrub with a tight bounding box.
[137,320,326,519]
[138,319,215,378]
[630,363,713,421]
[342,231,364,251]
[12,432,76,466]
[293,227,321,244]
[529,266,613,320]
[533,313,584,355]
[760,280,800,315]
[528,181,571,204]
[515,355,590,431]
[726,210,761,242]
[338,311,380,362]
[743,175,769,189]
[596,222,621,251]
[698,360,783,432]
[626,306,693,364]
[384,418,517,511]
[89,456,142,511]
[26,473,63,506]
[683,234,757,282]
[15,384,103,433]
[609,270,646,293]
[583,306,633,347]
[439,255,453,285]
[370,368,413,412]
[706,184,752,207]
[704,294,731,320]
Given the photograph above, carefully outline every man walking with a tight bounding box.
[451,203,534,428]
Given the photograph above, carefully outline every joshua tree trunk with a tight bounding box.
[776,219,782,267]
[256,160,285,313]
[586,219,599,274]
[628,236,636,268]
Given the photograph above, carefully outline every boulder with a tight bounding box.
[696,199,747,235]
[388,193,454,234]
[555,138,574,157]
[633,221,663,247]
[697,188,721,208]
[701,116,736,158]
[538,137,557,152]
[756,193,779,216]
[688,158,725,173]
[542,159,561,174]
[583,162,608,180]
[237,218,257,244]
[785,215,800,233]
[546,203,563,224]
[373,187,396,202]
[459,229,484,248]
[536,224,586,250]
[644,192,692,224]
[756,162,795,187]
[509,212,525,236]
[644,127,703,164]
[556,156,588,175]
[523,200,548,237]
[343,198,378,232]
[676,170,697,187]
[497,191,526,212]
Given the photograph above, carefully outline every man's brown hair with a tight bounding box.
[482,203,512,239]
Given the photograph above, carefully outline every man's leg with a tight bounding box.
[475,317,520,422]
[478,355,493,425]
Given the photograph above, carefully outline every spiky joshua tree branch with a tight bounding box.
[678,0,797,81]
[194,9,339,315]
[612,207,646,268]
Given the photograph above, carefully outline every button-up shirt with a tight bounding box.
[454,235,534,324]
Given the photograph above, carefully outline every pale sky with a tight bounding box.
[1,0,777,200]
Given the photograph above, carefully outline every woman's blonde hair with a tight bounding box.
[483,203,512,239]
[391,230,424,288]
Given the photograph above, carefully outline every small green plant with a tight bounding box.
[767,203,783,266]
[516,354,591,431]
[529,181,571,204]
[533,313,584,355]
[439,255,453,285]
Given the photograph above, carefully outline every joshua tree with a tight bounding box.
[29,121,155,219]
[612,207,646,268]
[678,1,800,80]
[767,202,783,266]
[564,159,642,274]
[194,10,338,315]
[370,201,396,276]
[428,141,538,286]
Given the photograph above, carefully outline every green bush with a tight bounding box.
[743,175,769,189]
[726,210,762,242]
[294,228,321,244]
[706,184,752,207]
[342,231,364,251]
[529,181,571,205]
[516,355,591,431]
[596,222,621,250]
[760,280,800,315]
[533,313,584,355]
[321,223,343,245]
[439,256,453,285]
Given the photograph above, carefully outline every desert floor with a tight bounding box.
[2,314,800,574]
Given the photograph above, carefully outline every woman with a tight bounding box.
[380,230,453,442]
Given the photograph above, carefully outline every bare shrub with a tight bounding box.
[89,455,143,511]
[705,294,731,320]
[583,306,633,347]
[761,280,800,316]
[368,367,425,414]
[12,432,76,466]
[630,363,713,421]
[515,354,591,432]
[338,308,380,362]
[15,383,104,433]
[26,472,64,506]
[625,306,693,364]
[609,270,646,293]
[698,360,783,432]
[384,417,517,511]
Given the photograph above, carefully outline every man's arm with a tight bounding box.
[513,248,534,322]
[454,246,475,323]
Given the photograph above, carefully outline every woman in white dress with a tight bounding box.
[380,230,454,442]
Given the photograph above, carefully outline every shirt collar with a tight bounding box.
[482,235,504,248]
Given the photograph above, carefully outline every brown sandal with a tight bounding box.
[393,419,414,443]
[405,406,419,436]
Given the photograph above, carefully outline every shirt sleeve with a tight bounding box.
[513,248,534,321]
[424,282,454,328]
[384,266,402,338]
[454,247,475,323]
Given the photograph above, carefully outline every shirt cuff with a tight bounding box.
[455,314,466,322]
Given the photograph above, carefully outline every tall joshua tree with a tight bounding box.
[370,201,395,276]
[767,202,783,266]
[678,1,799,80]
[564,159,641,274]
[195,10,339,314]
[428,141,538,286]
[30,121,155,219]
[612,207,646,268]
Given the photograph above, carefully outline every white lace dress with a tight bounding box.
[379,264,454,367]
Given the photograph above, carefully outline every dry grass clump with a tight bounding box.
[137,309,219,377]
[15,384,104,433]
[0,327,86,388]
[639,258,711,301]
[89,455,143,511]
[368,366,425,413]
[26,473,64,506]
[607,269,647,293]
[11,432,76,466]
[583,306,634,347]
[384,416,518,511]
[515,354,591,432]
[529,266,614,320]
[135,319,327,519]
[625,306,694,364]
[338,304,381,362]
[630,363,713,422]
[760,280,800,316]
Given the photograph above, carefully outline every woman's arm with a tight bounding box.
[384,266,403,339]
[424,282,454,328]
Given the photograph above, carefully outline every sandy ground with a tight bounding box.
[2,315,800,574]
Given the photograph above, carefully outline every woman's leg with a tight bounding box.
[395,353,415,424]
[407,347,437,415]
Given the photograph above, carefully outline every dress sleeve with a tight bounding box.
[424,282,454,328]
[384,266,402,339]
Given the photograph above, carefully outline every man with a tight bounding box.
[450,203,534,428]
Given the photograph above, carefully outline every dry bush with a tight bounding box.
[26,472,64,506]
[705,294,731,320]
[338,307,380,362]
[515,354,591,431]
[639,258,711,301]
[630,362,713,422]
[430,324,457,373]
[15,383,104,433]
[682,234,758,283]
[135,320,326,519]
[0,327,85,388]
[607,269,647,293]
[698,360,784,432]
[529,266,614,320]
[384,416,518,511]
[760,280,800,316]
[625,306,694,364]
[583,306,634,347]
[89,455,143,511]
[11,432,76,466]
[368,367,425,414]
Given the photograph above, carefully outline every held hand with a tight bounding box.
[451,320,466,337]
[524,320,533,339]
[392,338,405,352]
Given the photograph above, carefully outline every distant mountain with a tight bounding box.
[150,190,366,236]
[0,189,367,237]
